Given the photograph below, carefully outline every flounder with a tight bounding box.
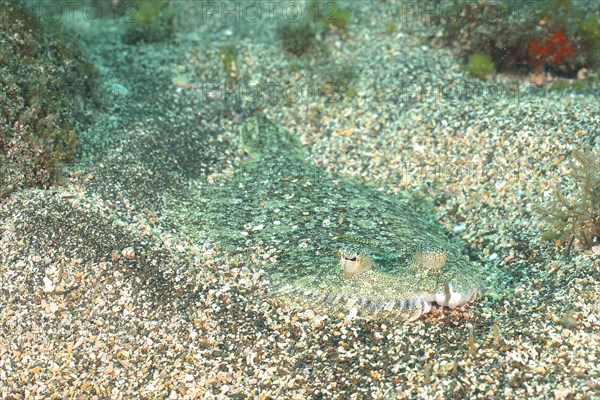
[166,113,480,321]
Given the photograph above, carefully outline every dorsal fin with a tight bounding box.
[239,113,304,160]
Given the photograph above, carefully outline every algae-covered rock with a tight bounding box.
[0,0,99,199]
[166,114,481,321]
[436,0,599,76]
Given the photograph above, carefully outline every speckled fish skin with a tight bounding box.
[167,113,481,320]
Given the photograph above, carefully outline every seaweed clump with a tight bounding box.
[0,0,100,199]
[121,0,174,45]
[542,148,600,251]
[276,19,316,56]
[276,0,352,56]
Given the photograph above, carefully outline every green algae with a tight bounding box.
[165,114,480,320]
[465,53,495,80]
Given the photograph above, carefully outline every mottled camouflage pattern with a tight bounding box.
[166,114,480,320]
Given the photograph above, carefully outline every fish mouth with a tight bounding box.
[274,280,479,321]
[421,281,479,309]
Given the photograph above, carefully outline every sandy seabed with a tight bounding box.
[1,1,598,399]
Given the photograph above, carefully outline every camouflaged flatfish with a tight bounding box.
[166,113,480,321]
